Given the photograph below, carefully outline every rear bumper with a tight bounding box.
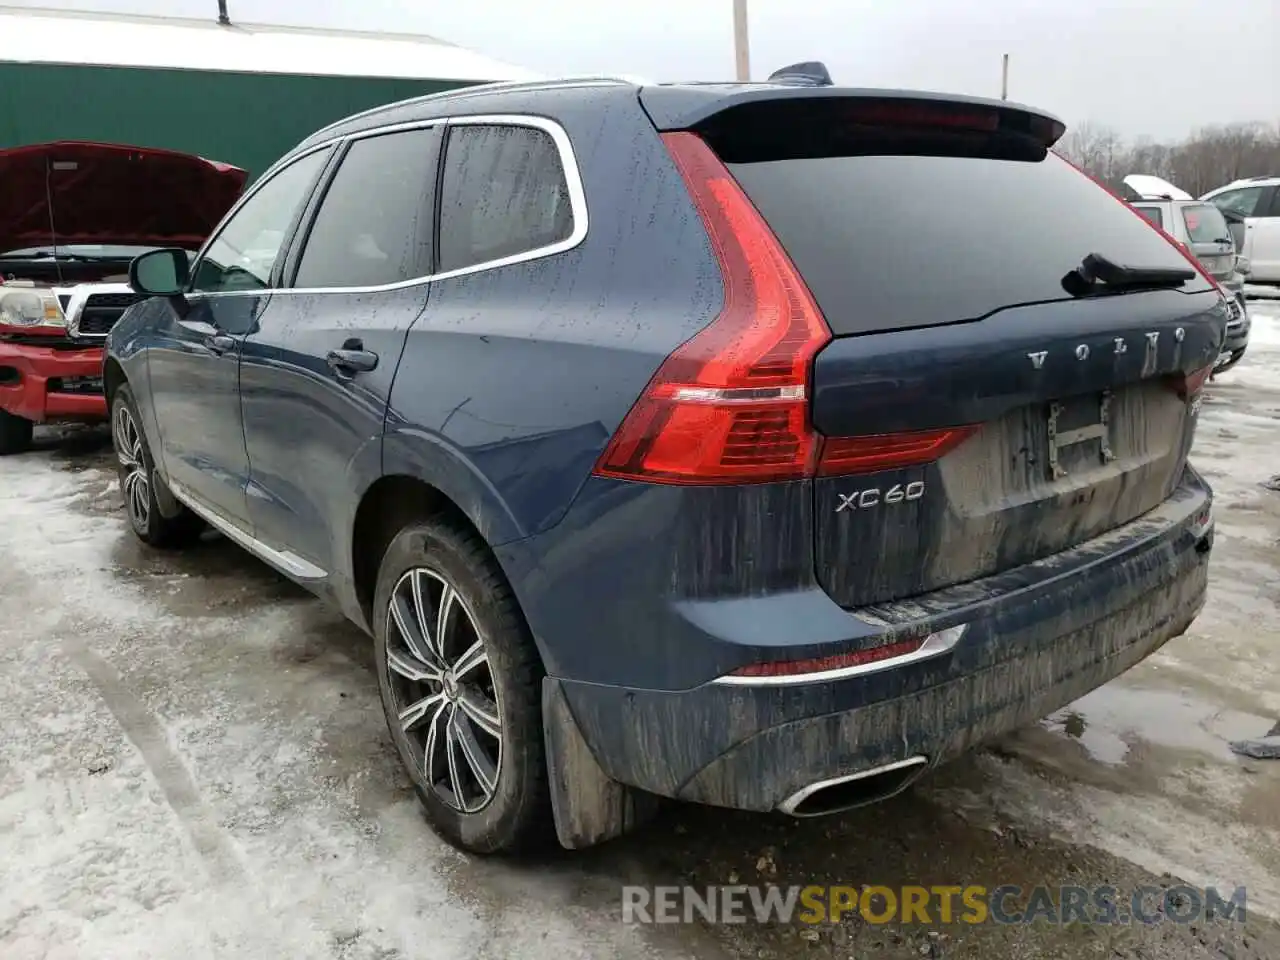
[0,341,106,423]
[548,471,1212,813]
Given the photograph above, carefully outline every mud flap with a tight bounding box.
[151,468,184,520]
[541,678,662,849]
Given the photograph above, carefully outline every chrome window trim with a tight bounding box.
[63,282,137,338]
[186,113,589,302]
[185,141,339,300]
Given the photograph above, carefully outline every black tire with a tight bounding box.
[0,409,33,456]
[110,384,204,548]
[1214,349,1246,375]
[373,519,552,854]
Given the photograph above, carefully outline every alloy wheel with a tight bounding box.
[113,403,150,529]
[385,568,502,813]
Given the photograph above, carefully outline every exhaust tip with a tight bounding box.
[778,755,929,818]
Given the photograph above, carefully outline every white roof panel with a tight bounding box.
[1122,174,1193,201]
[0,6,542,82]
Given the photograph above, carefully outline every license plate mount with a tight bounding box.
[1046,390,1114,479]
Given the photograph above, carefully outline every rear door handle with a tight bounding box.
[207,334,236,355]
[326,347,379,375]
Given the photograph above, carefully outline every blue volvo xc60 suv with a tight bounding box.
[105,72,1224,854]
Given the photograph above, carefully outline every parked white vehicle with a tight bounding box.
[1128,198,1251,372]
[1201,176,1280,284]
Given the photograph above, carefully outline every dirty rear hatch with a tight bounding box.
[683,94,1227,608]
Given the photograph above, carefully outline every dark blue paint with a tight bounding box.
[141,294,266,518]
[106,79,1219,830]
[810,289,1226,437]
[239,286,425,574]
[551,469,1211,806]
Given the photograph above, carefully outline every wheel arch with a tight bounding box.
[349,474,534,654]
[103,355,127,406]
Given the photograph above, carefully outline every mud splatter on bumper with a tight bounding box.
[552,472,1212,815]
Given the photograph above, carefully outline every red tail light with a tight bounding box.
[593,132,979,485]
[593,132,833,484]
[1173,361,1214,400]
[817,426,980,477]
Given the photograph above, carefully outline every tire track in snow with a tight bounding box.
[59,635,245,887]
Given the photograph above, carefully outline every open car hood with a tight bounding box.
[0,141,247,254]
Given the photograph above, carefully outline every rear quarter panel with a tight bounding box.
[384,87,725,543]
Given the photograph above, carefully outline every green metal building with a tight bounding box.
[0,5,540,179]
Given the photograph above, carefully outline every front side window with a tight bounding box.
[293,128,439,289]
[191,148,330,294]
[1209,187,1264,219]
[437,124,574,274]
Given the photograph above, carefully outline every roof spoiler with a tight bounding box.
[640,86,1068,148]
[767,61,833,87]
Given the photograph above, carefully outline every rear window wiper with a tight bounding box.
[1062,252,1194,297]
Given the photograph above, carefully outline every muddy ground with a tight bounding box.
[2,299,1278,960]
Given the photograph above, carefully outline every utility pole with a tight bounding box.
[733,0,750,82]
[1000,53,1009,100]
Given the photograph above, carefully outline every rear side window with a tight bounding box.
[1180,204,1232,244]
[1133,205,1163,228]
[293,128,439,289]
[437,124,574,274]
[725,152,1208,335]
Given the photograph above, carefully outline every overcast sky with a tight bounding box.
[11,0,1279,140]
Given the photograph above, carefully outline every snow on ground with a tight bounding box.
[0,462,685,960]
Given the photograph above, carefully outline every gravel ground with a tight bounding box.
[1,300,1278,960]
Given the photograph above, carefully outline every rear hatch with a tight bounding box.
[1178,203,1237,281]
[644,89,1227,608]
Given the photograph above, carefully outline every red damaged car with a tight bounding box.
[0,141,245,454]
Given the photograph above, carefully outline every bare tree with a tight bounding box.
[1056,119,1280,196]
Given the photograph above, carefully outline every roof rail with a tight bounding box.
[306,75,643,141]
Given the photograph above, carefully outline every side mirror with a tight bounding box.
[129,248,191,297]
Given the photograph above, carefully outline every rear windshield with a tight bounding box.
[1180,204,1232,244]
[1133,205,1164,229]
[726,152,1206,335]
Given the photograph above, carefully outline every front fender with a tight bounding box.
[106,298,167,458]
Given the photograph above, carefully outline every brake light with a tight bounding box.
[593,132,980,485]
[843,102,1000,132]
[592,132,832,484]
[817,426,980,477]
